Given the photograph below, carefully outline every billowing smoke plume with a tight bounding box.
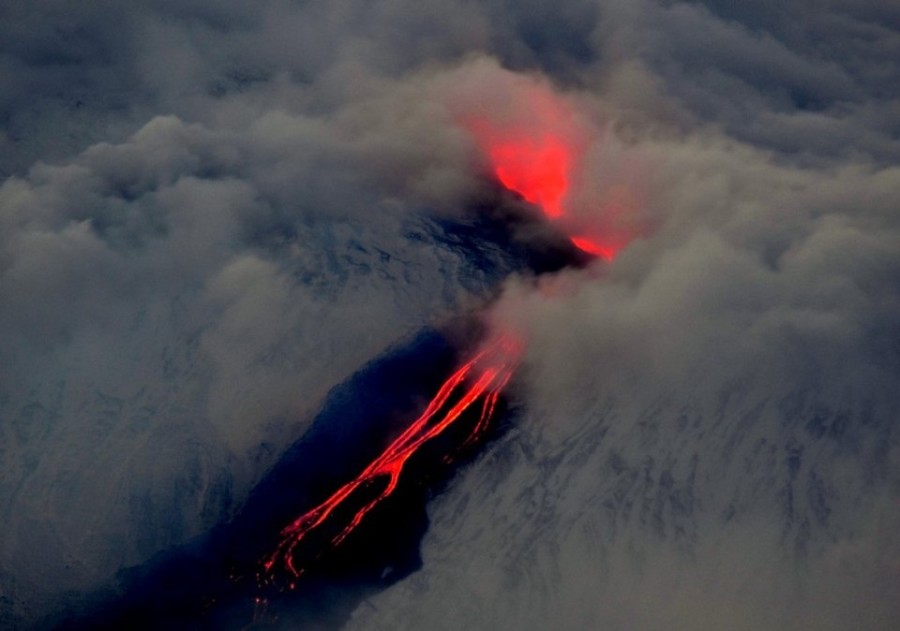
[2,0,899,629]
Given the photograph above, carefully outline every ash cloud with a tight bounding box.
[1,0,899,629]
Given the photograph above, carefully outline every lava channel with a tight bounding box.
[261,334,522,585]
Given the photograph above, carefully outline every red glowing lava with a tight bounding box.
[456,73,637,262]
[262,335,521,582]
[483,124,631,260]
[490,136,571,219]
[569,236,616,261]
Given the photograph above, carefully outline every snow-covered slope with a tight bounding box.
[349,374,899,630]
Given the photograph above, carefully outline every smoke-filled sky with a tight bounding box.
[2,1,899,629]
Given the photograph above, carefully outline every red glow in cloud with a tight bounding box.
[455,68,637,261]
[490,135,571,219]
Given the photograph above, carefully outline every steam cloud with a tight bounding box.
[2,0,899,629]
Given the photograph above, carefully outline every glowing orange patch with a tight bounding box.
[489,136,571,219]
[570,236,617,260]
[458,82,633,261]
[261,335,522,584]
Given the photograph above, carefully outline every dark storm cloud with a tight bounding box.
[1,0,899,628]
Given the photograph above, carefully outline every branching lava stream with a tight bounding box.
[261,334,522,585]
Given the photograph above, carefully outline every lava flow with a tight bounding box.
[261,334,522,584]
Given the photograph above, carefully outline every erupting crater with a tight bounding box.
[458,75,636,261]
